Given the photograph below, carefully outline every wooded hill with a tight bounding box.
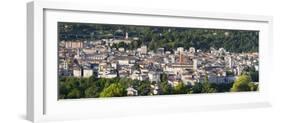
[58,22,259,53]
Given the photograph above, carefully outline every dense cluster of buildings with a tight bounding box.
[58,35,259,95]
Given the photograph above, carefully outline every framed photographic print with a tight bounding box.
[27,0,273,122]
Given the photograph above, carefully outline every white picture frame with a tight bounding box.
[27,0,273,122]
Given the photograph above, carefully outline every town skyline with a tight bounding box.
[58,22,259,99]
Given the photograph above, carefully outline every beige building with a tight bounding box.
[73,68,82,77]
[140,45,147,54]
[65,41,83,49]
[83,69,93,78]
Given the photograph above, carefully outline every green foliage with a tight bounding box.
[200,76,217,93]
[173,82,188,94]
[136,80,151,96]
[192,82,204,93]
[59,22,259,53]
[67,88,81,99]
[160,81,172,95]
[201,82,217,93]
[100,83,126,97]
[59,75,257,99]
[231,75,258,92]
[59,76,82,99]
[242,66,259,82]
[248,82,259,91]
[212,83,233,92]
[249,71,259,82]
[85,86,99,98]
[160,73,168,82]
[191,82,217,93]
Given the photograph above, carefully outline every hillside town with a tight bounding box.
[58,32,259,96]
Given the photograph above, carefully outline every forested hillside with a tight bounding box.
[58,22,259,53]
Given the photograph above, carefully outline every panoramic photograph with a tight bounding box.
[58,22,259,99]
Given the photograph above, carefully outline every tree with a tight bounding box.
[85,86,99,98]
[59,22,259,53]
[173,82,187,94]
[243,66,259,82]
[231,75,252,92]
[248,82,258,91]
[192,82,203,93]
[191,82,216,93]
[67,88,81,99]
[137,80,151,96]
[201,76,217,93]
[160,81,172,95]
[59,76,82,99]
[201,82,217,93]
[212,83,233,92]
[160,73,168,82]
[249,70,259,82]
[100,83,126,97]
